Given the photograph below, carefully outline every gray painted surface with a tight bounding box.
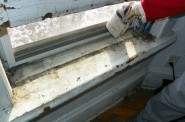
[146,15,185,87]
[33,58,152,122]
[142,72,173,89]
[9,32,176,122]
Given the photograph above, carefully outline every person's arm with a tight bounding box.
[106,0,185,38]
[142,0,185,22]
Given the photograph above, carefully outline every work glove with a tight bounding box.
[106,1,146,38]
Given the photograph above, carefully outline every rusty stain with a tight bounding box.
[42,13,53,20]
[126,51,145,64]
[43,106,51,114]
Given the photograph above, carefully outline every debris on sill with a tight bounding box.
[126,51,145,64]
[9,32,176,122]
[10,36,157,87]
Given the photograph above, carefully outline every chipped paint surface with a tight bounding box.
[0,6,8,25]
[0,0,124,27]
[7,4,121,48]
[11,33,133,84]
[9,32,176,121]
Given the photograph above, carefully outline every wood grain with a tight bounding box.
[92,89,154,122]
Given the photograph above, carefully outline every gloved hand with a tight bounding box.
[106,1,146,38]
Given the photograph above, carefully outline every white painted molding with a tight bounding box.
[0,59,12,100]
[0,59,12,122]
[142,67,184,89]
[0,35,15,68]
[60,70,146,122]
[36,68,147,122]
[2,0,124,27]
[150,18,176,38]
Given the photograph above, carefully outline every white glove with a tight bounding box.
[106,2,146,38]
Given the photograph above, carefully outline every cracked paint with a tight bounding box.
[7,4,121,48]
[9,33,176,121]
[0,0,124,27]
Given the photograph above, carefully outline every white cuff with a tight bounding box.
[135,2,147,23]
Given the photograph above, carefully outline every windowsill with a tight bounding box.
[9,32,176,122]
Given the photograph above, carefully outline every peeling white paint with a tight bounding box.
[9,32,176,121]
[0,0,124,27]
[11,33,133,83]
[7,4,122,48]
